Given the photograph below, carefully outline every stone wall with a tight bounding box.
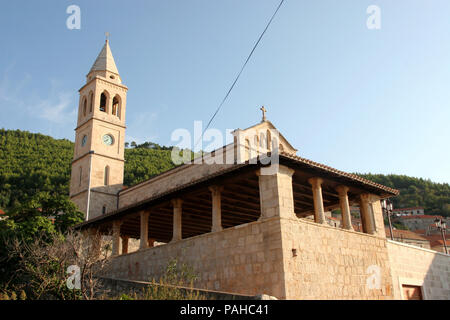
[100,213,450,300]
[280,217,394,299]
[118,163,236,208]
[103,217,287,298]
[97,277,274,300]
[387,240,450,299]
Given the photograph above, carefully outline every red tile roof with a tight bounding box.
[0,209,5,215]
[423,234,450,242]
[385,228,429,241]
[280,152,399,196]
[393,207,424,211]
[397,215,444,220]
[430,239,450,247]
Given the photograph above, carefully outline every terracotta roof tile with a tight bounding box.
[279,152,399,196]
[385,228,429,241]
[397,215,444,220]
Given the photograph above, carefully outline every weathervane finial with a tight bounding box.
[260,106,267,122]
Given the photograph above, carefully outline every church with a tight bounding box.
[72,40,450,300]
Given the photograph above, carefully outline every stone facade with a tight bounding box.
[387,240,450,299]
[102,214,450,299]
[103,218,286,298]
[119,163,235,209]
[280,218,393,299]
[397,215,449,232]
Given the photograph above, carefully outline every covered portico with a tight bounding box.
[76,154,398,257]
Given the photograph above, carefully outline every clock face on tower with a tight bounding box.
[102,134,114,146]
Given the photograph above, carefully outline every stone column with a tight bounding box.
[111,220,122,256]
[360,193,375,235]
[121,236,129,254]
[370,196,387,238]
[257,165,295,220]
[171,198,183,242]
[209,185,224,232]
[139,211,149,250]
[336,185,354,230]
[308,177,326,224]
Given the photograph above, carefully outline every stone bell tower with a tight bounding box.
[69,39,128,220]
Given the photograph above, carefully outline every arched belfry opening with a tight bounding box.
[112,95,121,118]
[100,92,108,113]
[89,91,93,113]
[83,97,87,117]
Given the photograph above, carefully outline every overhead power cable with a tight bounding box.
[195,0,286,150]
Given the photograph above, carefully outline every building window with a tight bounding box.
[79,167,82,186]
[104,166,110,186]
[100,92,107,112]
[102,206,106,215]
[260,132,266,149]
[89,92,93,113]
[83,97,87,117]
[245,138,250,160]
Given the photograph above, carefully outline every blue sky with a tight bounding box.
[0,1,449,183]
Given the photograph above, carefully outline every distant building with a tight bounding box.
[429,239,450,254]
[420,234,450,254]
[385,228,431,249]
[393,207,424,216]
[395,215,449,232]
[326,216,341,228]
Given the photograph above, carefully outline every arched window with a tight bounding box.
[245,138,250,160]
[112,96,120,117]
[104,166,110,186]
[102,206,106,215]
[260,132,266,149]
[89,92,93,113]
[100,92,107,112]
[266,129,271,151]
[79,167,82,186]
[83,97,87,117]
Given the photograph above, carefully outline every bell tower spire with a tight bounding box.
[70,39,128,220]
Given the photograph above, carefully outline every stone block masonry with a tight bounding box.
[103,217,287,298]
[102,214,450,299]
[387,240,450,299]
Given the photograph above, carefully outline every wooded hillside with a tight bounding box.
[1,129,449,216]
